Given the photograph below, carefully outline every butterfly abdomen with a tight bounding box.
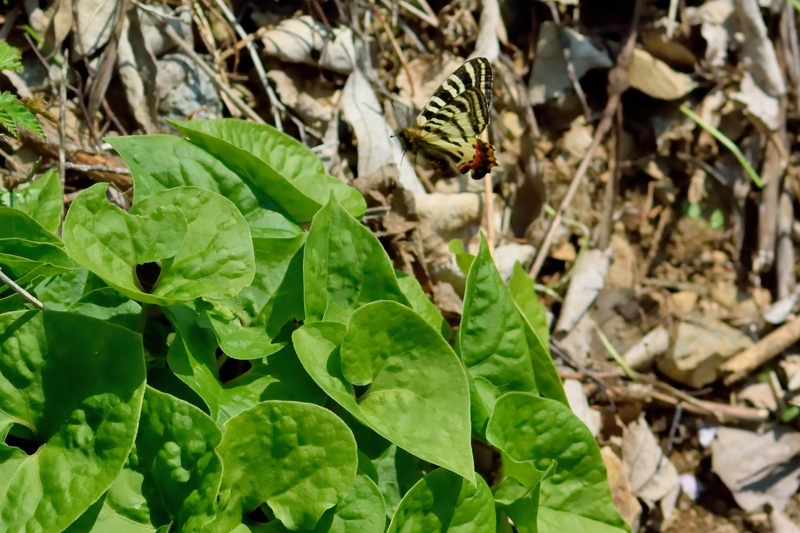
[458,138,496,180]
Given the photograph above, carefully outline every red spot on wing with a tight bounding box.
[458,139,497,180]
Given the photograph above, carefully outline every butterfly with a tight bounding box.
[397,57,497,180]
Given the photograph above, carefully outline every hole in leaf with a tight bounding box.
[136,261,161,293]
[218,355,251,383]
[5,424,41,455]
[353,384,369,400]
[250,504,270,523]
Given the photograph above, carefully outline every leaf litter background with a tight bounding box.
[3,0,800,531]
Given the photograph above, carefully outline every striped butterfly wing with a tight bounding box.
[399,57,497,180]
[415,57,492,134]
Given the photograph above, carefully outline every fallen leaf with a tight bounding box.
[601,446,642,530]
[564,379,601,436]
[528,21,612,105]
[260,16,356,74]
[555,248,611,334]
[627,48,697,101]
[658,317,753,387]
[623,325,670,370]
[711,426,800,512]
[341,69,423,195]
[72,0,120,59]
[622,416,680,522]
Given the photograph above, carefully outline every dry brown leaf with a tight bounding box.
[622,416,680,523]
[601,447,642,531]
[396,56,464,111]
[627,48,697,101]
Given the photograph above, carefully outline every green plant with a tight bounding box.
[0,43,45,140]
[0,118,628,532]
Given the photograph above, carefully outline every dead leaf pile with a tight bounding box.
[5,1,800,531]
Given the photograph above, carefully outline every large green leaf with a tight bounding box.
[0,207,77,300]
[508,262,568,407]
[0,311,146,531]
[217,401,358,530]
[172,119,365,222]
[304,197,408,323]
[109,132,307,331]
[63,183,255,304]
[396,272,449,340]
[359,442,428,519]
[167,305,324,424]
[216,345,327,424]
[1,169,62,233]
[165,304,223,416]
[486,392,629,532]
[259,473,386,533]
[35,269,141,329]
[458,235,537,434]
[130,387,222,529]
[107,134,277,212]
[239,231,305,333]
[293,301,474,483]
[70,387,222,531]
[387,468,495,532]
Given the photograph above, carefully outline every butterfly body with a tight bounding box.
[398,57,497,180]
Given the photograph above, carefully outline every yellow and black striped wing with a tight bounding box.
[414,57,492,135]
[399,57,497,180]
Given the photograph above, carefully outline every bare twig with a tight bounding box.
[546,2,590,118]
[58,49,68,189]
[0,3,20,41]
[483,164,494,252]
[210,0,283,129]
[665,0,679,39]
[593,372,771,424]
[755,119,786,273]
[0,268,44,310]
[665,403,683,455]
[370,2,415,98]
[781,0,800,112]
[722,315,800,385]
[530,0,642,279]
[596,106,622,250]
[219,27,268,61]
[20,131,133,189]
[386,0,439,27]
[776,190,795,299]
[64,162,131,174]
[643,389,769,424]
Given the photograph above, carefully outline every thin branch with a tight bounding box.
[64,162,131,174]
[210,0,283,129]
[483,165,495,252]
[371,2,415,98]
[530,0,642,279]
[0,268,44,310]
[58,49,68,189]
[546,2,591,120]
